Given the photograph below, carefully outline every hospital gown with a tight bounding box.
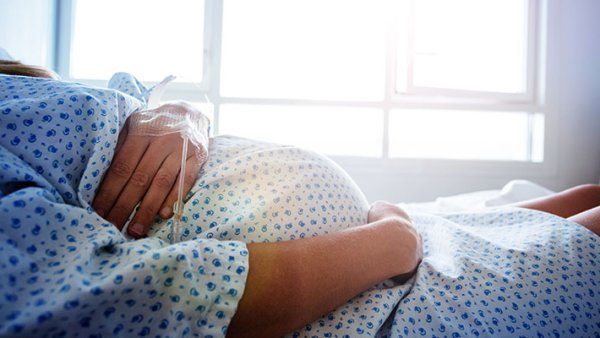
[0,74,248,337]
[1,73,599,338]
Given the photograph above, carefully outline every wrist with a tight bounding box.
[377,217,422,278]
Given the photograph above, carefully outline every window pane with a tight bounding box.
[530,113,545,162]
[407,0,528,93]
[70,0,205,82]
[0,0,54,68]
[219,104,383,157]
[220,0,386,100]
[389,110,532,161]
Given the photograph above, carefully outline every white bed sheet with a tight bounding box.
[398,179,555,213]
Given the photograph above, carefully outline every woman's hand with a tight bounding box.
[92,103,208,239]
[368,201,423,281]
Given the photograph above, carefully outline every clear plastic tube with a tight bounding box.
[127,75,211,242]
[173,135,188,241]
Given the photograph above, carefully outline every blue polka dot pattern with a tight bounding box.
[150,136,371,243]
[378,209,600,338]
[0,74,249,337]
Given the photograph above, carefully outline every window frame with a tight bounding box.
[393,0,540,103]
[55,0,214,92]
[53,0,554,177]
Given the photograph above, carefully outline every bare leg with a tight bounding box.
[568,206,600,236]
[514,184,600,218]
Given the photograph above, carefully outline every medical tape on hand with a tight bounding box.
[127,75,210,242]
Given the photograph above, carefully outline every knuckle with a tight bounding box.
[387,217,404,229]
[154,172,175,189]
[389,216,415,232]
[130,171,151,187]
[111,160,133,178]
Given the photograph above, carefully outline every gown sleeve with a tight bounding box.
[0,74,245,337]
[0,184,249,337]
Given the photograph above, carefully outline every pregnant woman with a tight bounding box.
[1,60,599,338]
[0,60,422,337]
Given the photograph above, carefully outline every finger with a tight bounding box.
[128,153,181,238]
[105,139,175,229]
[93,135,149,217]
[159,155,201,219]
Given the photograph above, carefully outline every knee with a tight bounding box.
[572,183,600,194]
[569,184,600,201]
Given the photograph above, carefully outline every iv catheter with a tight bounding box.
[127,75,211,243]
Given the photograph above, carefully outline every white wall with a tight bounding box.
[0,0,54,67]
[349,0,600,202]
[549,0,600,189]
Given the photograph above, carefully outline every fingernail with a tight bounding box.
[160,207,172,218]
[129,223,144,238]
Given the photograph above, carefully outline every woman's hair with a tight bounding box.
[0,60,59,79]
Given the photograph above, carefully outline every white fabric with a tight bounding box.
[0,47,14,61]
[399,180,555,213]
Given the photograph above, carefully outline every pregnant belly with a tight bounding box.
[149,136,369,243]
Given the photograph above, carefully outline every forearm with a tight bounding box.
[227,217,419,337]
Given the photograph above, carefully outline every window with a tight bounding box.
[59,0,545,164]
[388,110,543,161]
[70,0,206,82]
[397,0,531,95]
[220,0,386,101]
[220,104,383,157]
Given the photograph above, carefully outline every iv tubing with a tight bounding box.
[173,134,188,241]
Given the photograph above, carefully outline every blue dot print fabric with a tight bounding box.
[383,209,600,338]
[0,74,249,337]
